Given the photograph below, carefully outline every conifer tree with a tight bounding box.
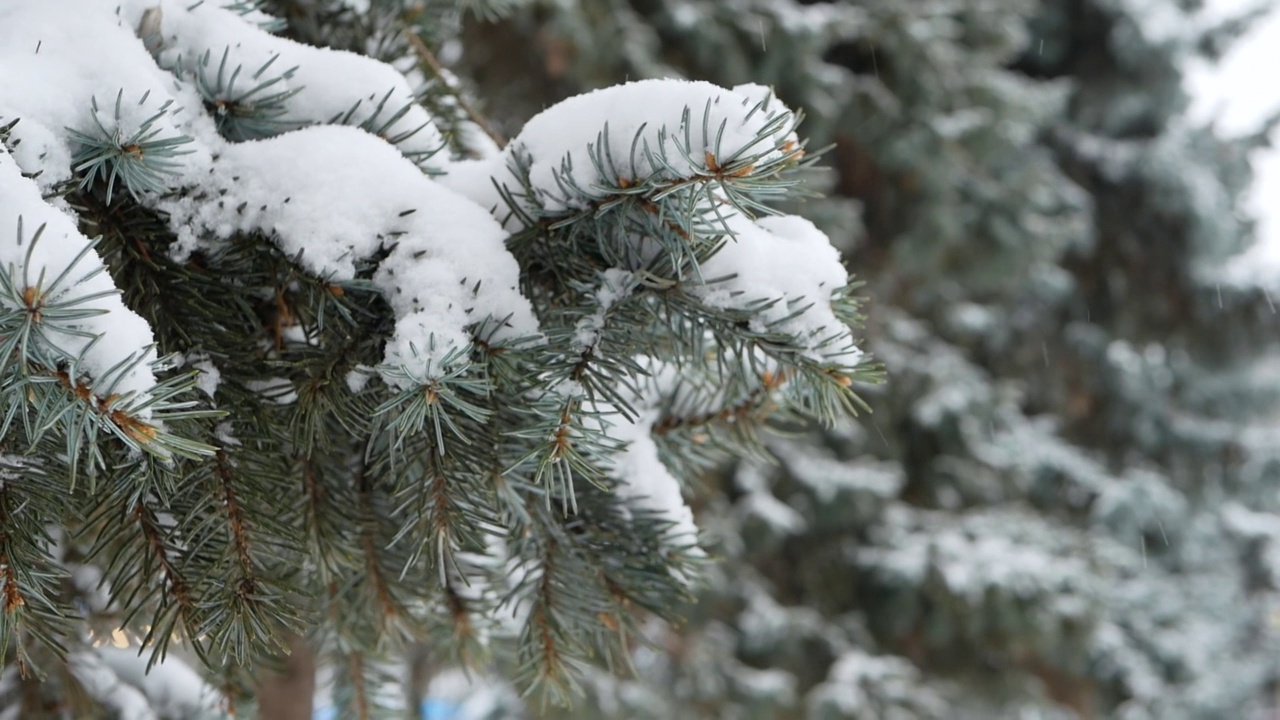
[6,0,1280,718]
[0,1,875,717]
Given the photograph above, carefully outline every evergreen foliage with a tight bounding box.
[0,0,874,717]
[4,0,1280,718]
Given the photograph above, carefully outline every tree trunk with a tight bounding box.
[256,637,315,720]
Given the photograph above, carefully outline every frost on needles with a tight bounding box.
[0,0,874,711]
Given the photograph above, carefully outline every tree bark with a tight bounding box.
[256,637,315,720]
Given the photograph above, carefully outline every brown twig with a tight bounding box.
[215,451,258,593]
[348,650,371,720]
[652,370,789,436]
[357,473,398,626]
[403,31,506,148]
[0,487,25,619]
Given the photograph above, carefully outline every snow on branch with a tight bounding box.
[698,212,858,361]
[450,79,801,215]
[1,0,540,394]
[440,79,869,555]
[445,79,861,363]
[149,0,448,166]
[161,124,539,387]
[0,3,876,695]
[0,148,160,411]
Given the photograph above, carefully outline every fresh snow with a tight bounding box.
[448,79,800,217]
[148,0,447,166]
[446,79,860,361]
[345,364,374,393]
[601,407,703,557]
[0,0,537,396]
[697,212,855,359]
[190,355,221,398]
[161,124,537,386]
[0,149,160,408]
[573,268,635,351]
[0,2,212,190]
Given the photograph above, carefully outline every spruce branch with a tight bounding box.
[199,450,294,665]
[84,488,204,673]
[0,461,73,681]
[68,91,194,204]
[347,649,371,720]
[357,468,404,637]
[178,48,303,142]
[0,214,216,475]
[652,367,787,437]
